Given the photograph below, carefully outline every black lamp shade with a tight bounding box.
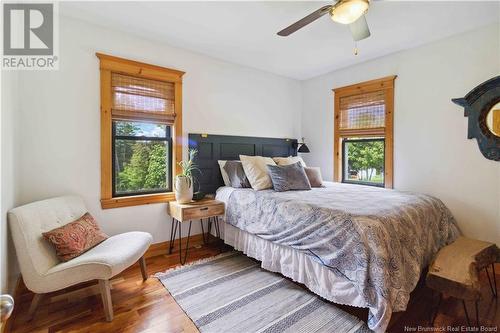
[298,143,310,153]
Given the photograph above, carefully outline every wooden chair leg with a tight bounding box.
[139,256,148,281]
[27,293,43,321]
[98,279,113,322]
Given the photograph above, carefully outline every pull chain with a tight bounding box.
[354,42,358,56]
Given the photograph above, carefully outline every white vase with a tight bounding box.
[174,176,193,203]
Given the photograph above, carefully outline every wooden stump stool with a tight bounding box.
[426,237,498,326]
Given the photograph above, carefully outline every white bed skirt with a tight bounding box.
[223,222,367,309]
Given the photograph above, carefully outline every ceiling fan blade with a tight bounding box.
[349,15,371,41]
[277,5,332,36]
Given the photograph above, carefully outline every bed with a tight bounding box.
[190,133,460,333]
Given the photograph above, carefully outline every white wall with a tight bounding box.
[5,16,499,293]
[301,24,500,245]
[1,70,20,294]
[14,16,302,244]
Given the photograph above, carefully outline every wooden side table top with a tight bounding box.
[167,199,225,222]
[426,236,498,301]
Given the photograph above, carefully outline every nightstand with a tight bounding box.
[167,199,225,264]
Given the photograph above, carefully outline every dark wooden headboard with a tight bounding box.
[188,133,298,194]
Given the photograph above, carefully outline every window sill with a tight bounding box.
[101,192,176,209]
[342,180,385,188]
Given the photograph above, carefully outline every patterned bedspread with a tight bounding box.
[218,182,460,332]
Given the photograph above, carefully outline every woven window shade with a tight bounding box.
[339,90,386,130]
[111,73,175,124]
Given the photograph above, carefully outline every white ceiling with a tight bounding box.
[61,1,500,80]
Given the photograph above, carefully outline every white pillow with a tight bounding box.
[273,156,306,167]
[217,160,231,186]
[239,155,276,190]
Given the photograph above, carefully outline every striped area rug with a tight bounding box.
[156,251,371,333]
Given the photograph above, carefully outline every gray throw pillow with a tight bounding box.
[267,162,311,192]
[304,167,324,187]
[223,161,251,188]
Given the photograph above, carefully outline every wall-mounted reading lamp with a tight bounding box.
[296,137,310,153]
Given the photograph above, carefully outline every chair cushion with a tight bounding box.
[42,213,108,262]
[8,196,88,285]
[41,231,152,293]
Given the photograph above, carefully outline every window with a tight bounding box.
[342,138,384,187]
[97,53,184,208]
[333,76,396,188]
[113,121,172,196]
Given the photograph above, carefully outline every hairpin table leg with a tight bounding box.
[430,291,442,325]
[200,218,207,244]
[207,217,212,242]
[462,300,471,327]
[168,218,178,254]
[493,263,498,297]
[475,300,479,327]
[485,264,498,298]
[214,216,223,252]
[179,221,192,265]
[215,216,221,238]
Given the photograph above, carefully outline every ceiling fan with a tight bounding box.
[277,0,371,42]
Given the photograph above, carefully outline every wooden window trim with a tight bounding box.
[333,75,396,189]
[97,53,185,209]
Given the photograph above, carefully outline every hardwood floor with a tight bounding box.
[8,239,499,333]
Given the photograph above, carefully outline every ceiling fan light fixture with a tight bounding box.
[330,0,369,25]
